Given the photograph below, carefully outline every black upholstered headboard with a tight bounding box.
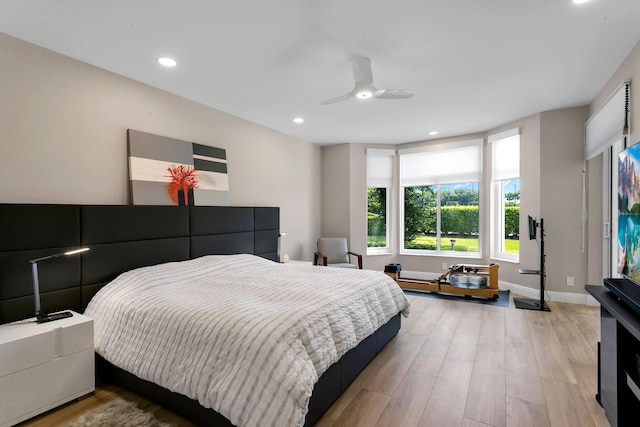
[0,204,279,324]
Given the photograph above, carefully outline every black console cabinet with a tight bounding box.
[586,284,640,426]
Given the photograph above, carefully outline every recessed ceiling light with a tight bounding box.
[429,131,438,136]
[157,57,177,67]
[572,0,591,4]
[293,117,304,124]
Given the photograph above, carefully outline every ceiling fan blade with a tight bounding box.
[320,93,353,105]
[374,89,416,99]
[323,57,414,104]
[352,57,373,84]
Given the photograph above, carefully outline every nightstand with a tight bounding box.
[0,311,94,427]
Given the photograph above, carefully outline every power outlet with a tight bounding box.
[442,262,448,270]
[566,276,574,286]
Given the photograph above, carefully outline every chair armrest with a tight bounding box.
[314,251,328,266]
[348,251,363,269]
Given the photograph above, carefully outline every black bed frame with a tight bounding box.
[0,204,401,426]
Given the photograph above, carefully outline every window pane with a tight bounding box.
[441,183,479,252]
[404,186,437,250]
[503,178,520,254]
[368,187,387,247]
[404,183,479,253]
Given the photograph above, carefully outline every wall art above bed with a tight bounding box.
[127,129,230,206]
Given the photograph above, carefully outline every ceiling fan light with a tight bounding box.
[356,91,372,99]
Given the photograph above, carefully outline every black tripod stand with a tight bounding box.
[515,218,550,311]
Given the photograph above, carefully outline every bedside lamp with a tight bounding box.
[29,247,90,323]
[278,232,287,263]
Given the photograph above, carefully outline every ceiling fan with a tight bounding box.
[321,57,417,105]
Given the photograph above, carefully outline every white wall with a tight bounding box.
[0,33,321,261]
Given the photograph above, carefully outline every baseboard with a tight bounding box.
[401,270,600,306]
[498,281,600,306]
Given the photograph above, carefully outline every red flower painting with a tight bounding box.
[166,165,199,205]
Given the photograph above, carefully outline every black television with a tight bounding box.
[609,142,640,316]
[617,142,640,281]
[528,215,537,240]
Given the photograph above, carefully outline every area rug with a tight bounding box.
[64,398,175,427]
[404,289,510,307]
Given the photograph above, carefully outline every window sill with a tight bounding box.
[399,251,482,259]
[367,249,393,256]
[490,256,520,264]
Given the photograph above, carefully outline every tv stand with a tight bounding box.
[515,217,550,311]
[603,278,640,316]
[586,283,640,426]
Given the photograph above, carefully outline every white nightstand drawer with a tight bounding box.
[0,313,93,376]
[58,320,94,356]
[0,311,95,427]
[0,348,94,427]
[0,330,53,377]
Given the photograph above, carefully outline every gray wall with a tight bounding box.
[320,38,640,296]
[0,33,321,261]
[320,109,591,293]
[586,39,640,285]
[320,144,351,240]
[540,107,589,294]
[3,28,638,288]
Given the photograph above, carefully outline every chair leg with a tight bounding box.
[314,252,328,266]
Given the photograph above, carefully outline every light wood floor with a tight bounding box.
[20,293,609,427]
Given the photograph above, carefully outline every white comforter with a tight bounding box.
[84,254,409,427]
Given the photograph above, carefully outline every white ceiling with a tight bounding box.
[1,0,639,145]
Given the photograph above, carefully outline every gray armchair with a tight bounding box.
[314,237,362,269]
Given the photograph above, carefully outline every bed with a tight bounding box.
[0,204,409,426]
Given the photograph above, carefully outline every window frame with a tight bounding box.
[367,186,391,254]
[399,139,483,257]
[366,149,395,255]
[400,182,481,257]
[492,178,520,261]
[489,129,520,262]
